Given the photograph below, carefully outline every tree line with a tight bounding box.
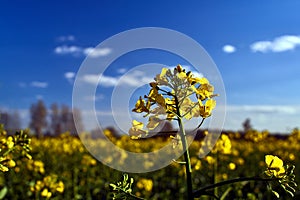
[0,100,84,137]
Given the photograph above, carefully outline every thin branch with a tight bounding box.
[193,176,280,198]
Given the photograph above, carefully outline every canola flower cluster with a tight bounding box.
[129,65,217,139]
[0,125,31,172]
[29,174,64,198]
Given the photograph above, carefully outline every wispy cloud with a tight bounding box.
[84,94,105,101]
[227,105,298,115]
[250,35,300,53]
[81,70,153,87]
[116,68,127,74]
[64,72,76,84]
[54,45,82,55]
[30,81,48,88]
[222,45,236,53]
[81,74,118,87]
[83,47,112,58]
[54,45,112,57]
[80,65,205,88]
[57,35,75,42]
[223,104,300,132]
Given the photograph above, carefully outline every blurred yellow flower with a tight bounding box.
[136,178,153,192]
[56,181,64,193]
[41,188,52,198]
[212,134,231,154]
[7,136,14,149]
[205,156,215,165]
[228,162,236,170]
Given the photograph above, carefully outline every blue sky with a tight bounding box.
[1,1,300,133]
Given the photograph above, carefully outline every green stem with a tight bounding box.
[174,94,193,200]
[178,117,193,200]
[213,153,218,197]
[119,189,145,200]
[193,176,279,198]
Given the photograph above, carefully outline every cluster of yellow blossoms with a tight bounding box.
[129,65,217,139]
[27,159,45,174]
[0,125,31,172]
[30,174,64,198]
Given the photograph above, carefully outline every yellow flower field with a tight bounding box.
[0,129,299,199]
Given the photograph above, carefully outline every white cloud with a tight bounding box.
[80,65,204,89]
[81,74,118,87]
[54,45,112,57]
[64,72,76,83]
[81,70,152,87]
[65,72,75,79]
[117,68,127,74]
[223,104,300,132]
[227,105,297,115]
[222,45,236,53]
[250,35,300,53]
[57,35,75,42]
[54,45,81,55]
[83,47,112,57]
[30,81,48,88]
[84,94,105,101]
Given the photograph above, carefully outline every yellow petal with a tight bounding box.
[132,120,144,129]
[146,116,161,130]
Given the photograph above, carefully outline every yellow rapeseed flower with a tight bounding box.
[132,97,150,113]
[6,136,14,148]
[7,159,16,168]
[136,178,153,192]
[265,155,285,178]
[212,134,231,154]
[41,188,52,198]
[154,68,169,85]
[146,116,161,130]
[228,162,236,170]
[198,99,216,118]
[128,120,147,139]
[56,181,64,193]
[148,87,165,106]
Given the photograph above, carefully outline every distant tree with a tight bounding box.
[50,103,61,136]
[30,100,47,138]
[51,104,84,135]
[242,118,252,133]
[7,111,21,130]
[72,108,84,134]
[0,111,9,127]
[60,105,70,133]
[0,110,21,133]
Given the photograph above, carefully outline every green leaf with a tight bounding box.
[286,190,294,197]
[272,190,280,199]
[0,187,7,200]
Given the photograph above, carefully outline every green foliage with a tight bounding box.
[110,174,143,200]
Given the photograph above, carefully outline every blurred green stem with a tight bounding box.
[193,176,279,198]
